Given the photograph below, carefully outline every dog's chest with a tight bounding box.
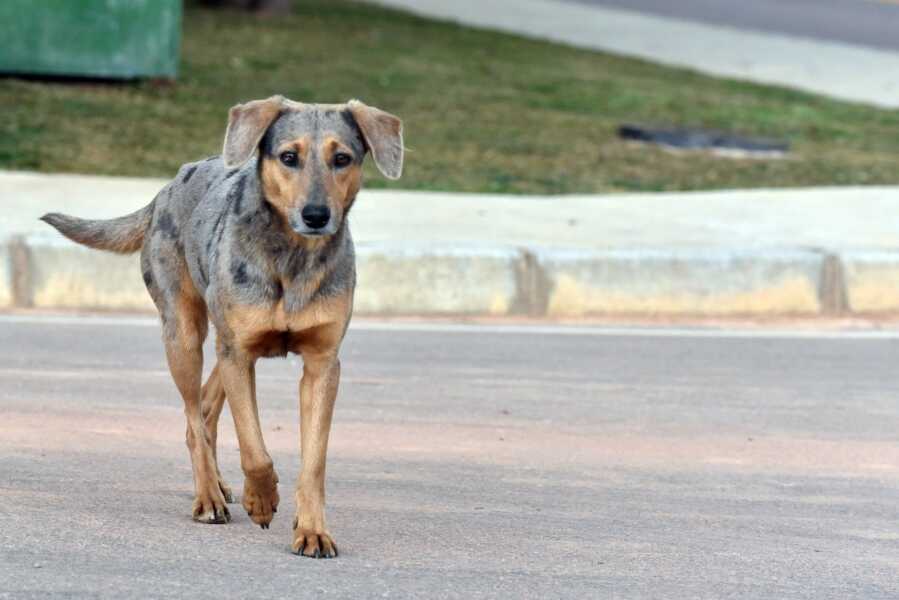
[222,284,352,358]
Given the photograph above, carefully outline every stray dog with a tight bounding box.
[42,96,403,558]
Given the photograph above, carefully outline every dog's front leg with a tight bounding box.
[291,350,340,558]
[217,342,280,528]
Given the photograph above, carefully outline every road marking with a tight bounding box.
[0,313,161,328]
[0,367,170,379]
[2,312,899,340]
[350,321,899,339]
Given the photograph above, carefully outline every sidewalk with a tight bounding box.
[363,0,899,108]
[3,170,899,318]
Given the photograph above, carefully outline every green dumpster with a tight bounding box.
[0,0,182,79]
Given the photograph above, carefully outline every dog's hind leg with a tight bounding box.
[150,260,230,525]
[201,363,235,504]
[164,288,230,524]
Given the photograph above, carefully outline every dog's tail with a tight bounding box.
[40,200,156,255]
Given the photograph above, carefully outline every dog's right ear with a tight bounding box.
[222,95,286,169]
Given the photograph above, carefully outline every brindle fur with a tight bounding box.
[41,96,404,558]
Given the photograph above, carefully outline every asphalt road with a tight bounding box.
[569,0,899,51]
[2,315,899,598]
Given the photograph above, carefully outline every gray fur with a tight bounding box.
[39,99,400,544]
[43,101,390,351]
[222,95,287,169]
[40,100,397,352]
[41,201,156,254]
[184,159,355,320]
[347,99,404,180]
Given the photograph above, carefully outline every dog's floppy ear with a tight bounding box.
[347,100,404,180]
[222,95,286,169]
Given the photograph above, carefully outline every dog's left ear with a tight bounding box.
[347,100,404,180]
[222,95,286,169]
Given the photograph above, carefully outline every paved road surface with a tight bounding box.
[2,315,899,598]
[570,0,899,51]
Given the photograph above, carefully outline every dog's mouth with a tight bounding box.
[288,217,338,238]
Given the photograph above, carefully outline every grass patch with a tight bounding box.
[2,0,898,193]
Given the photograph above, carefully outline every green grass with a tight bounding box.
[2,0,899,193]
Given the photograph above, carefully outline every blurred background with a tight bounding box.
[3,0,899,194]
[3,0,899,318]
[4,2,899,598]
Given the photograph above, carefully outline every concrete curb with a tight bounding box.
[4,235,899,318]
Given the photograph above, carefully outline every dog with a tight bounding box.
[41,96,404,558]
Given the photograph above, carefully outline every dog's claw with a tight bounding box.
[242,473,279,528]
[291,531,338,558]
[192,493,231,524]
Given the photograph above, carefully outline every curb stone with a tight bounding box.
[535,248,825,317]
[842,250,899,314]
[0,242,11,308]
[25,236,151,310]
[355,243,521,316]
[4,235,899,317]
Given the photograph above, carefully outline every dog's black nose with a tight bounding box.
[301,205,331,229]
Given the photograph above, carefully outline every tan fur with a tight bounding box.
[43,96,403,559]
[213,288,351,551]
[259,136,309,217]
[224,294,352,351]
[347,100,404,179]
[223,95,289,168]
[292,349,340,557]
[165,268,231,524]
[325,135,365,211]
[200,364,234,503]
[260,135,364,238]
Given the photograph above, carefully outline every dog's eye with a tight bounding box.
[333,153,352,168]
[279,152,298,167]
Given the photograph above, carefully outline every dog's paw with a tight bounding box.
[192,487,231,524]
[242,472,279,528]
[218,478,235,504]
[291,522,338,559]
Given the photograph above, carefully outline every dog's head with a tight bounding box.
[222,95,403,238]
